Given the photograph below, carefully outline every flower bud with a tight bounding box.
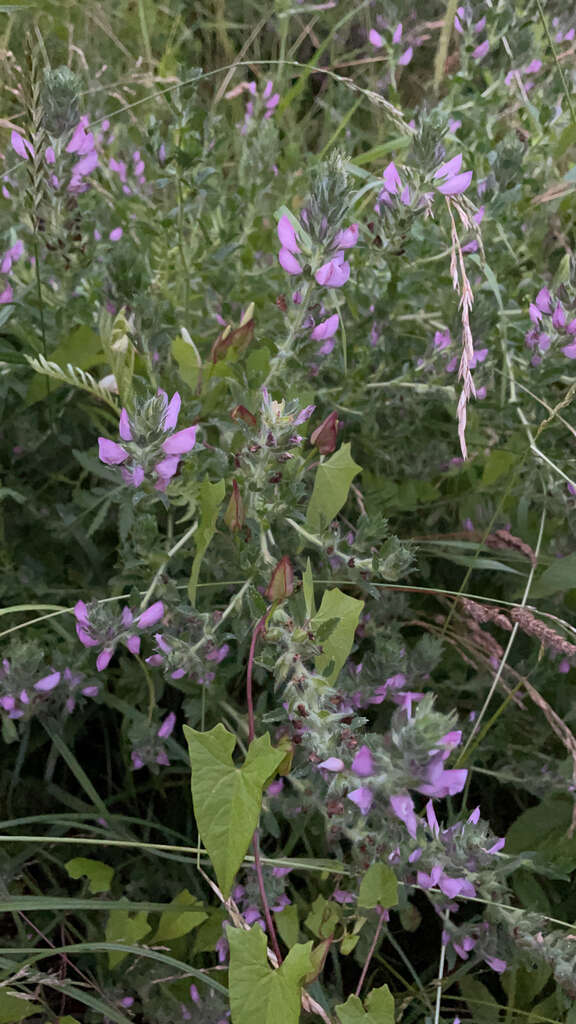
[224,479,245,532]
[42,67,81,137]
[310,411,339,455]
[264,556,294,602]
[231,404,257,428]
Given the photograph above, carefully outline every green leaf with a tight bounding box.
[458,977,500,1024]
[105,909,150,967]
[188,478,226,604]
[26,326,104,405]
[481,450,520,486]
[335,984,394,1023]
[184,724,285,897]
[65,857,114,894]
[305,895,340,939]
[506,797,576,871]
[306,444,362,532]
[227,924,313,1024]
[302,558,315,618]
[172,333,201,391]
[530,552,576,598]
[274,904,300,948]
[152,888,208,942]
[0,991,36,1024]
[358,863,398,910]
[312,588,364,683]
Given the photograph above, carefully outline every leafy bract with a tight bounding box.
[188,478,226,604]
[184,724,285,897]
[312,588,364,683]
[358,863,398,910]
[306,443,362,532]
[227,924,313,1024]
[335,984,394,1023]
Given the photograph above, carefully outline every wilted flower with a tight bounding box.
[265,556,295,602]
[310,411,340,455]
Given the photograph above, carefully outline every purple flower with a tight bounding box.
[11,131,34,160]
[398,46,413,66]
[66,120,95,155]
[433,154,472,196]
[98,438,129,465]
[390,792,419,838]
[315,251,350,288]
[318,757,344,772]
[161,426,197,455]
[484,955,507,974]
[473,39,490,61]
[278,215,303,275]
[351,745,373,777]
[33,671,61,692]
[109,227,123,242]
[311,313,339,341]
[347,786,373,815]
[137,601,165,629]
[157,711,176,739]
[1,240,24,275]
[392,22,403,44]
[333,224,358,250]
[369,28,384,48]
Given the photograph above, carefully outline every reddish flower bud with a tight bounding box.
[310,411,340,455]
[264,556,294,602]
[224,479,245,532]
[231,404,257,428]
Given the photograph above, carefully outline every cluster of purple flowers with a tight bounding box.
[432,328,488,399]
[130,710,176,770]
[225,78,280,135]
[277,213,358,353]
[98,391,197,491]
[526,287,576,364]
[368,21,414,67]
[74,599,164,671]
[11,117,99,194]
[0,660,99,723]
[454,6,490,62]
[0,237,24,305]
[147,633,229,686]
[109,148,146,195]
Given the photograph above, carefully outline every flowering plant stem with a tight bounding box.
[354,908,386,997]
[246,612,283,963]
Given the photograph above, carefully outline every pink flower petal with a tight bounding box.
[137,601,164,629]
[119,408,132,441]
[34,671,61,692]
[279,248,303,275]
[315,254,350,288]
[163,392,181,431]
[277,214,300,252]
[436,171,473,195]
[98,437,129,465]
[311,313,339,340]
[162,426,197,455]
[369,28,384,48]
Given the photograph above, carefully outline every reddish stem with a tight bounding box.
[253,829,283,964]
[246,614,265,743]
[354,909,386,997]
[246,613,283,963]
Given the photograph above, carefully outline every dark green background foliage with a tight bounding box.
[1,0,576,1021]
